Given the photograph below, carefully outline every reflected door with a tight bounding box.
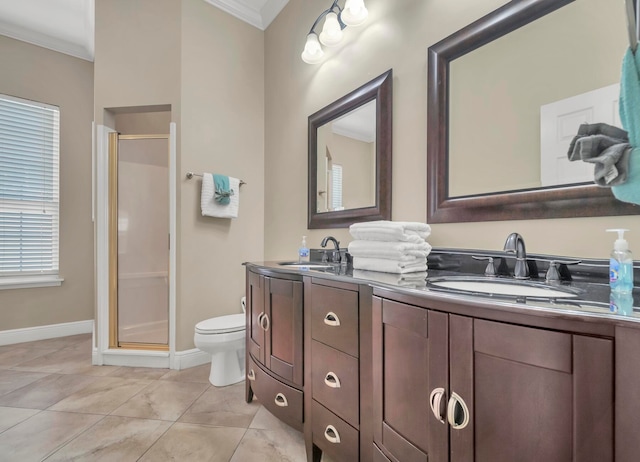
[109,134,169,349]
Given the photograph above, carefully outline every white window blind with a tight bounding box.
[0,94,60,276]
[331,164,343,210]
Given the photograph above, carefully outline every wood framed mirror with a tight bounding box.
[308,69,392,229]
[427,0,640,223]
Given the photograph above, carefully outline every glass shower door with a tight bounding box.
[110,134,169,348]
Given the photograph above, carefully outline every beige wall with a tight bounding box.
[329,133,375,209]
[264,0,640,260]
[178,0,264,351]
[94,0,264,351]
[0,36,94,329]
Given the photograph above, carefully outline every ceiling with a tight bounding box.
[0,0,288,62]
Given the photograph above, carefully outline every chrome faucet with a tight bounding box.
[320,236,341,263]
[503,233,529,279]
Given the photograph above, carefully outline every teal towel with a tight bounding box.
[612,48,640,205]
[212,174,233,205]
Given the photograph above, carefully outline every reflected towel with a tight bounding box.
[349,221,431,243]
[201,174,240,218]
[613,48,640,204]
[348,240,432,261]
[353,269,427,288]
[567,123,630,186]
[352,256,427,274]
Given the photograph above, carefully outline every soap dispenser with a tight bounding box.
[606,229,634,294]
[298,236,310,263]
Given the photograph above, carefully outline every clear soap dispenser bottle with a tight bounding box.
[606,229,634,294]
[298,236,310,263]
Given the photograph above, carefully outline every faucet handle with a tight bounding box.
[472,256,497,277]
[545,259,581,283]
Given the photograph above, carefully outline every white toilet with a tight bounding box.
[194,297,246,387]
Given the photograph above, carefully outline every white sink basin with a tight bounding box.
[278,262,333,269]
[427,277,579,298]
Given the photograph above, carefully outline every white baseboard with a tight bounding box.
[91,347,210,370]
[0,320,94,346]
[98,348,171,369]
[174,348,211,370]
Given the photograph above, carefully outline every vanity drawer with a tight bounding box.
[310,283,359,357]
[312,400,359,462]
[247,357,303,431]
[311,340,359,427]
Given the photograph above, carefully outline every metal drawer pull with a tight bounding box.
[324,372,341,388]
[274,393,288,407]
[429,387,446,424]
[447,391,470,430]
[262,313,270,331]
[257,312,264,329]
[324,425,341,444]
[247,369,255,381]
[323,312,341,327]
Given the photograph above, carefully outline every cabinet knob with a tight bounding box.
[324,425,341,444]
[447,391,470,430]
[274,392,288,407]
[247,369,255,381]
[261,313,270,331]
[323,312,341,327]
[429,387,446,424]
[257,312,264,329]
[324,372,341,388]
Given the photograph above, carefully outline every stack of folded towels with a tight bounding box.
[348,221,431,287]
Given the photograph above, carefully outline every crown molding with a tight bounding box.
[203,0,288,30]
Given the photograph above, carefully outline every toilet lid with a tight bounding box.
[195,314,245,334]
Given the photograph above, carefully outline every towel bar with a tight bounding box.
[186,172,246,186]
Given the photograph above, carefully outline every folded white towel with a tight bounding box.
[349,221,431,243]
[353,256,427,274]
[348,240,432,261]
[201,174,240,218]
[353,269,427,288]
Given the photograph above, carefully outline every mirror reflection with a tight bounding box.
[448,0,627,198]
[308,69,391,229]
[316,100,376,212]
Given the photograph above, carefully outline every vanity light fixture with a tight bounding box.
[301,0,369,64]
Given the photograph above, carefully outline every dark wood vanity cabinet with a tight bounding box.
[372,295,614,462]
[245,268,304,431]
[303,277,373,462]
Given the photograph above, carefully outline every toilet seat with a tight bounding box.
[195,314,245,334]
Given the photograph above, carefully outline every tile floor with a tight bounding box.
[0,334,320,461]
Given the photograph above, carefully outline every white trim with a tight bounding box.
[99,349,170,369]
[0,275,64,290]
[95,125,115,365]
[0,320,93,346]
[202,0,288,30]
[92,348,209,370]
[169,122,177,369]
[174,348,211,370]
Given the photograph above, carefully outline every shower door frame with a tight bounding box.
[108,133,170,351]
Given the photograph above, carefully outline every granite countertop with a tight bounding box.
[245,248,640,327]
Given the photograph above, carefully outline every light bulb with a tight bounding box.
[301,33,324,64]
[319,12,343,47]
[341,0,368,27]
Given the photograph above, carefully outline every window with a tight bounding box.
[0,94,61,286]
[331,163,343,211]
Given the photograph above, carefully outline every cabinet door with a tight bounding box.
[372,297,449,462]
[453,318,613,462]
[265,277,304,386]
[247,270,265,365]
